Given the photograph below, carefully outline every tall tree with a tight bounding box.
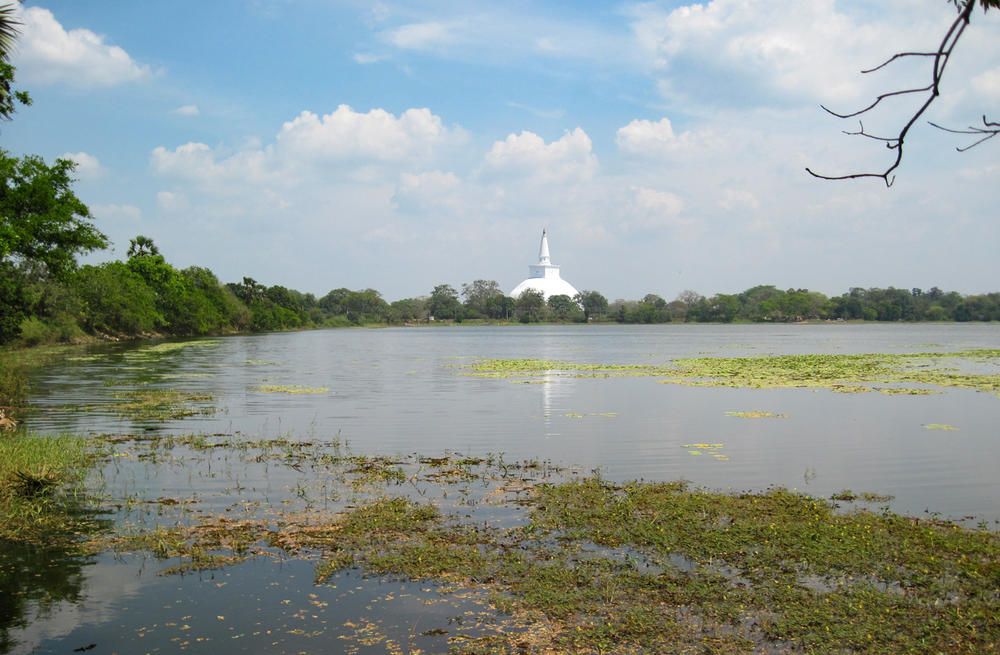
[0,154,108,277]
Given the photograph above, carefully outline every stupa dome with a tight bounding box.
[509,230,580,300]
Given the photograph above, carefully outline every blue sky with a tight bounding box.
[5,1,1000,301]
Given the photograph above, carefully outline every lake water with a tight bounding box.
[6,323,1000,653]
[27,323,1000,523]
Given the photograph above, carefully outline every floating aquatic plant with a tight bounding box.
[250,384,329,394]
[108,389,218,420]
[681,443,729,461]
[725,411,788,418]
[465,350,1000,396]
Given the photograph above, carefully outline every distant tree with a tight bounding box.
[484,294,515,320]
[642,294,667,309]
[74,262,162,334]
[547,294,582,321]
[318,287,351,316]
[265,285,301,314]
[461,279,504,317]
[739,285,784,321]
[127,235,160,259]
[389,297,428,323]
[344,288,389,324]
[698,293,741,323]
[631,295,670,323]
[665,299,688,321]
[429,284,462,320]
[515,289,545,322]
[676,290,704,307]
[574,290,608,321]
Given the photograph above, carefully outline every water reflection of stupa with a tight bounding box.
[509,229,580,300]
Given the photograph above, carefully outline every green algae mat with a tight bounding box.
[464,349,1000,396]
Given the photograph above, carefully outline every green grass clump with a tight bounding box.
[0,433,104,546]
[0,433,89,498]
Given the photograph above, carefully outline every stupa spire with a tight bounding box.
[509,228,580,301]
[538,229,551,266]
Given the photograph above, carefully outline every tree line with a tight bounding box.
[0,147,995,344]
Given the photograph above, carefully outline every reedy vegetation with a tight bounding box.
[64,436,1000,653]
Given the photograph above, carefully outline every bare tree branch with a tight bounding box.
[928,115,1000,151]
[806,0,977,186]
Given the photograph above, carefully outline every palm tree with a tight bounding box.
[0,3,28,122]
[128,235,161,259]
[0,3,20,61]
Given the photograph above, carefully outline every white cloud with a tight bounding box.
[352,52,387,64]
[171,105,200,116]
[375,10,629,65]
[150,142,272,189]
[970,66,1000,102]
[627,186,689,230]
[156,191,188,212]
[275,105,457,163]
[394,170,465,214]
[398,170,460,195]
[481,128,598,183]
[16,7,150,87]
[60,151,102,178]
[384,21,458,50]
[718,188,760,211]
[627,0,952,107]
[615,117,721,159]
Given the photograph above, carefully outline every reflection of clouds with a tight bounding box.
[9,555,147,654]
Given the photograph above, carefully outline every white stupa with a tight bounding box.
[509,229,580,300]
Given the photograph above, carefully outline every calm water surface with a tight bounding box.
[6,323,1000,653]
[27,323,1000,522]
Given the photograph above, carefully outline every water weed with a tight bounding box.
[725,411,788,418]
[68,434,1000,653]
[0,433,106,547]
[465,350,1000,396]
[108,389,217,420]
[250,384,329,394]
